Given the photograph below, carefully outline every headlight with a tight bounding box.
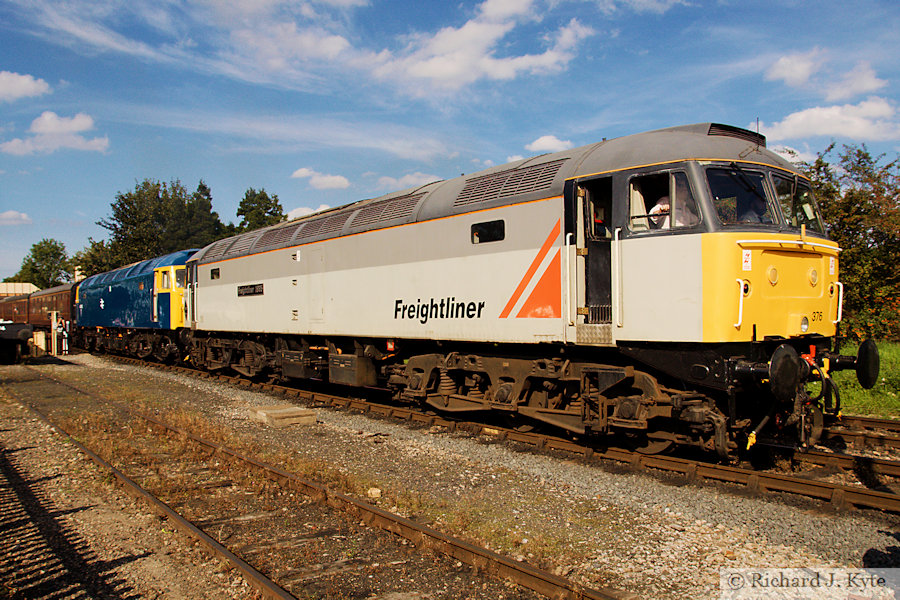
[808,268,818,286]
[801,316,809,332]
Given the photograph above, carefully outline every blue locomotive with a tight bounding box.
[76,249,197,360]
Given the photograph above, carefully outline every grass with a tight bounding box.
[830,340,900,418]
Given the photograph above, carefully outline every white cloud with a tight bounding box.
[765,48,825,88]
[593,0,686,14]
[291,167,350,189]
[765,50,889,104]
[106,103,453,161]
[478,0,536,20]
[525,134,573,153]
[507,154,524,162]
[30,111,94,134]
[0,71,51,102]
[376,172,441,190]
[287,203,332,219]
[0,210,33,226]
[9,0,601,96]
[370,7,594,93]
[825,61,888,102]
[1,111,109,155]
[759,97,900,142]
[231,23,351,71]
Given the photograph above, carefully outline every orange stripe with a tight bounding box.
[499,219,561,318]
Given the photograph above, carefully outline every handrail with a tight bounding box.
[614,228,623,327]
[736,239,840,253]
[565,233,574,326]
[833,281,844,324]
[734,279,745,328]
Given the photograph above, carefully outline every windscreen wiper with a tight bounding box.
[728,161,768,202]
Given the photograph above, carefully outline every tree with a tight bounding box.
[236,188,285,232]
[804,144,900,340]
[98,178,170,265]
[70,238,117,279]
[98,178,231,267]
[4,238,71,288]
[167,180,230,250]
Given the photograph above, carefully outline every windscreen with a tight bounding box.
[772,173,825,234]
[707,166,777,226]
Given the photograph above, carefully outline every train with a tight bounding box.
[1,122,880,458]
[0,283,76,362]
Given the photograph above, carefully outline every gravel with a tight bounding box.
[0,392,254,599]
[18,353,900,599]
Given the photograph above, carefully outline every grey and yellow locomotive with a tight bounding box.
[108,123,878,457]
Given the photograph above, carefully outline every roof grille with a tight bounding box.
[454,159,566,206]
[202,238,234,260]
[297,212,353,240]
[708,123,766,147]
[226,232,261,256]
[352,193,424,227]
[254,222,302,250]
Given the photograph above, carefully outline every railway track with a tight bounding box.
[91,355,900,514]
[10,397,297,600]
[4,365,634,600]
[822,415,900,450]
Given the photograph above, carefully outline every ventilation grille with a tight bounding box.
[226,232,261,256]
[254,222,303,250]
[454,159,566,206]
[708,123,766,147]
[202,238,234,261]
[297,212,353,241]
[352,193,424,228]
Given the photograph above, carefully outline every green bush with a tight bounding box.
[830,341,900,418]
[804,145,900,342]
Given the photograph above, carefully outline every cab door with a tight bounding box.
[578,177,613,326]
[153,267,172,327]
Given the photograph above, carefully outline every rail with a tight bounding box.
[17,365,636,600]
[11,395,297,600]
[105,356,900,512]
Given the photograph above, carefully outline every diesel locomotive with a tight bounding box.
[7,122,879,457]
[178,122,878,457]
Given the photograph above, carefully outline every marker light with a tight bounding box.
[801,317,810,333]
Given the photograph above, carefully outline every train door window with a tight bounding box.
[175,268,186,288]
[471,220,505,244]
[628,172,699,232]
[160,270,171,290]
[210,268,220,280]
[583,178,613,240]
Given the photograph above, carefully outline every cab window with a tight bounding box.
[772,173,825,234]
[707,166,776,226]
[627,172,700,232]
[580,176,613,240]
[175,268,186,288]
[160,270,171,290]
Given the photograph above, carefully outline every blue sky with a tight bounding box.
[2,0,899,279]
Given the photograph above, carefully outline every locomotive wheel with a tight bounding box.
[627,432,674,455]
[502,414,535,433]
